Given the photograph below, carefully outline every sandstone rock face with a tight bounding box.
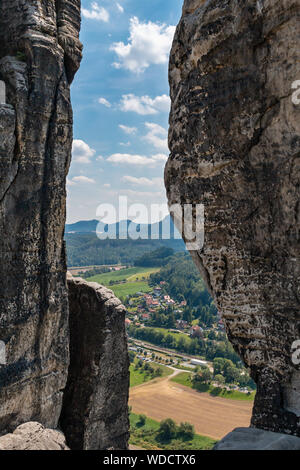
[166,0,300,435]
[0,422,69,450]
[0,1,82,433]
[60,276,130,450]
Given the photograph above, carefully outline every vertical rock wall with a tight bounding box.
[61,276,130,450]
[0,0,82,433]
[166,0,300,435]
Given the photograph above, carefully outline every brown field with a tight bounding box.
[129,371,253,440]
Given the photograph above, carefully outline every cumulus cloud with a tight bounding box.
[71,176,96,184]
[110,17,175,73]
[122,175,164,187]
[107,153,166,166]
[143,122,168,152]
[116,2,124,13]
[72,139,96,164]
[119,124,137,134]
[120,94,170,115]
[82,2,109,22]
[98,97,111,108]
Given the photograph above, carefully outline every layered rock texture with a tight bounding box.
[166,0,300,435]
[0,1,82,432]
[60,276,130,450]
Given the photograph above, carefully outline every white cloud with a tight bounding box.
[71,175,96,184]
[66,178,76,187]
[107,153,166,166]
[120,94,170,115]
[98,97,111,108]
[119,142,131,147]
[143,122,168,152]
[110,17,175,73]
[82,2,109,22]
[123,175,164,187]
[116,2,124,13]
[96,155,104,161]
[104,183,111,188]
[72,139,96,164]
[119,124,137,134]
[152,153,168,162]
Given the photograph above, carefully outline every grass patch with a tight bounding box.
[87,267,159,298]
[110,281,151,298]
[87,267,158,285]
[129,413,216,450]
[171,373,255,401]
[130,361,173,388]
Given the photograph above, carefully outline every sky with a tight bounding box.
[66,0,183,224]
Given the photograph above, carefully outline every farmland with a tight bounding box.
[86,267,159,297]
[129,371,253,440]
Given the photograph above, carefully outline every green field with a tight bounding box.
[171,372,255,401]
[130,361,173,387]
[86,267,159,285]
[129,412,216,450]
[86,267,159,298]
[110,281,151,298]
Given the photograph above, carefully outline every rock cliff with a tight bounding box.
[60,276,129,450]
[0,0,81,432]
[166,0,300,435]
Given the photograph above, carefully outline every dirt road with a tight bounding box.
[129,371,253,440]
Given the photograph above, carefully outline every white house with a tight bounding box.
[0,81,6,104]
[191,358,208,367]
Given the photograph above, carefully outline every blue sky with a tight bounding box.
[66,0,183,223]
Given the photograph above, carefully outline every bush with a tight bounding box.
[138,414,146,426]
[178,422,195,440]
[158,419,177,440]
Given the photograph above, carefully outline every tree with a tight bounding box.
[214,374,225,385]
[201,368,212,384]
[138,414,146,426]
[154,367,163,377]
[159,419,177,440]
[178,422,195,440]
[128,351,136,363]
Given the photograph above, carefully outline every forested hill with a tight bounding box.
[149,252,218,326]
[65,233,185,267]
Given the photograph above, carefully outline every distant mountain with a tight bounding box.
[65,219,99,233]
[64,215,185,267]
[65,215,182,240]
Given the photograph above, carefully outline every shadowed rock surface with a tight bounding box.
[214,427,300,450]
[0,0,82,433]
[0,422,69,450]
[60,276,130,450]
[166,0,300,435]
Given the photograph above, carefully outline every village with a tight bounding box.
[124,282,225,335]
